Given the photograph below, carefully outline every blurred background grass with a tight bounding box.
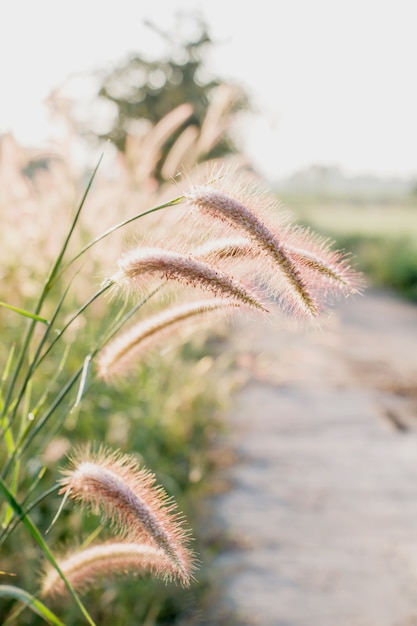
[282,190,417,303]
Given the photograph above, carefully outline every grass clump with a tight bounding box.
[0,109,360,624]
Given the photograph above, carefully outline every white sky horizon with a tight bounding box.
[1,0,416,182]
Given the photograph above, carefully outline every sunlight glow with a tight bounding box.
[1,0,416,181]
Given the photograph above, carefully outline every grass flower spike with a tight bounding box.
[114,247,267,311]
[98,298,240,380]
[193,237,256,262]
[185,184,319,317]
[59,446,196,586]
[42,542,174,598]
[185,172,363,317]
[283,230,364,296]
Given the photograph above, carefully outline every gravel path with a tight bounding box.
[206,289,417,626]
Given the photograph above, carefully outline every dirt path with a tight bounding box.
[206,289,417,626]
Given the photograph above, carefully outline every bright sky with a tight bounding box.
[1,0,416,181]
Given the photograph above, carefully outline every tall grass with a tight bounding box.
[0,98,361,624]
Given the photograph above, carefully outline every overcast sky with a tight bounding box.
[1,0,416,181]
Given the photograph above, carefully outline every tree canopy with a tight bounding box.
[94,15,250,173]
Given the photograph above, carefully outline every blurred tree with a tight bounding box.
[93,14,250,176]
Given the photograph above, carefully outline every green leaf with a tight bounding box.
[0,584,65,625]
[0,302,49,325]
[0,479,96,625]
[55,195,184,283]
[73,355,92,409]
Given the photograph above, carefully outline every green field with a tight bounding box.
[290,200,417,239]
[281,196,417,302]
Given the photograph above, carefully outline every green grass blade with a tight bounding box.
[0,483,58,547]
[0,155,103,424]
[0,302,49,324]
[52,195,184,285]
[43,152,105,295]
[3,285,163,479]
[7,367,82,472]
[1,343,16,388]
[2,278,109,455]
[96,283,165,353]
[8,280,74,426]
[34,280,113,373]
[0,585,65,626]
[0,392,15,456]
[23,344,71,431]
[0,345,70,482]
[0,478,96,625]
[73,355,92,409]
[2,456,20,528]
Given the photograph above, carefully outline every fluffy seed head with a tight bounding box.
[185,186,319,317]
[41,542,175,598]
[193,237,256,262]
[183,167,364,316]
[59,446,196,585]
[113,247,267,311]
[286,244,363,295]
[98,298,240,380]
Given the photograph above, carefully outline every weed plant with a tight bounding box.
[0,96,361,625]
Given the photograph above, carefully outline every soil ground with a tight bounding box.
[205,288,417,626]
